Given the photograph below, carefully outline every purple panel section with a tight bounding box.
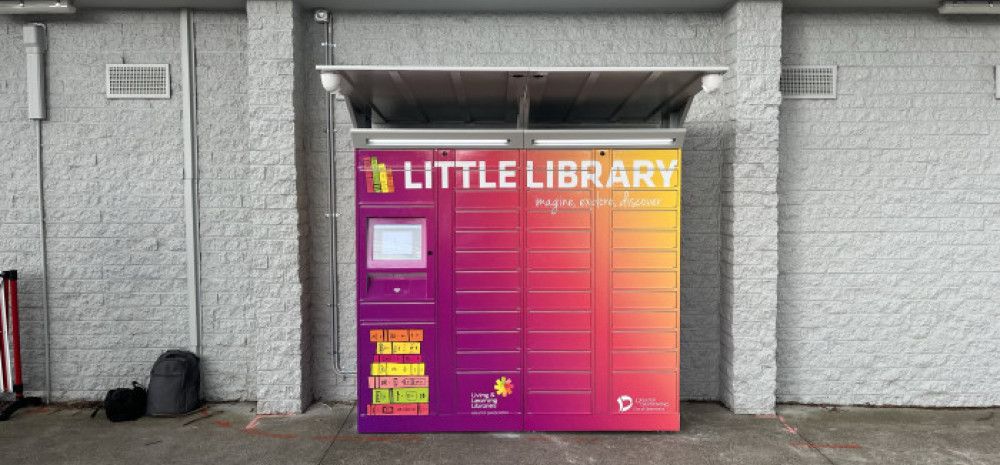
[456,351,522,371]
[455,251,519,271]
[454,311,520,330]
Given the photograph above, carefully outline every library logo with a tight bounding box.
[617,395,634,413]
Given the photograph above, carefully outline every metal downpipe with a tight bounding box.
[34,120,52,404]
[326,17,354,376]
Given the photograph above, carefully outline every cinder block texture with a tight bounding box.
[1,12,191,401]
[305,12,728,402]
[720,1,783,414]
[778,12,1000,406]
[193,10,257,402]
[1,10,265,403]
[246,0,312,414]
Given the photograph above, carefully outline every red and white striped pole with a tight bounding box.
[2,270,24,399]
[1,272,9,393]
[1,269,41,420]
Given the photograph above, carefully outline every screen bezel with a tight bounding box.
[366,217,427,269]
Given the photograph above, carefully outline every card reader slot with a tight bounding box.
[366,272,430,301]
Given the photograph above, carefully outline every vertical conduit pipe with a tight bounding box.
[34,121,51,404]
[24,23,52,404]
[325,17,354,375]
[180,9,202,356]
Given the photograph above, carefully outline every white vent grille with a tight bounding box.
[106,64,170,99]
[780,65,837,99]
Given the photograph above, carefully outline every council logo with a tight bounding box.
[617,395,634,413]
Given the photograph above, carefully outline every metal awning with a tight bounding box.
[315,66,727,129]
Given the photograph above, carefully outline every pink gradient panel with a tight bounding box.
[526,351,592,371]
[527,291,591,310]
[527,392,592,414]
[527,311,592,330]
[527,271,591,290]
[528,251,591,269]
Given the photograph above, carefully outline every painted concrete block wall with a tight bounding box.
[306,12,728,401]
[246,0,312,413]
[192,10,257,401]
[0,12,190,400]
[720,1,782,414]
[779,12,1000,406]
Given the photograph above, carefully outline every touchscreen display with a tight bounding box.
[368,219,426,268]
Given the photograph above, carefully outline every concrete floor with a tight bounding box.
[0,401,997,465]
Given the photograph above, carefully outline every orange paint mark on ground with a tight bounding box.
[243,413,292,431]
[777,415,797,434]
[244,415,263,430]
[240,413,298,440]
[213,419,232,428]
[791,442,862,449]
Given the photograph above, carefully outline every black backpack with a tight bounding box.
[102,382,147,422]
[147,350,201,416]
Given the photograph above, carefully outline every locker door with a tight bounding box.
[523,150,597,430]
[437,149,524,431]
[601,148,681,431]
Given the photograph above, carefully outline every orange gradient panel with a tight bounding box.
[612,230,678,249]
[612,210,678,229]
[612,271,678,290]
[611,311,679,330]
[612,250,678,269]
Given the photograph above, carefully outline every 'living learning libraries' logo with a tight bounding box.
[363,156,395,194]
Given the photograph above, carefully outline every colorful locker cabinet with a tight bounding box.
[356,145,681,432]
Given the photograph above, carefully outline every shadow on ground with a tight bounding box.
[0,401,996,464]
